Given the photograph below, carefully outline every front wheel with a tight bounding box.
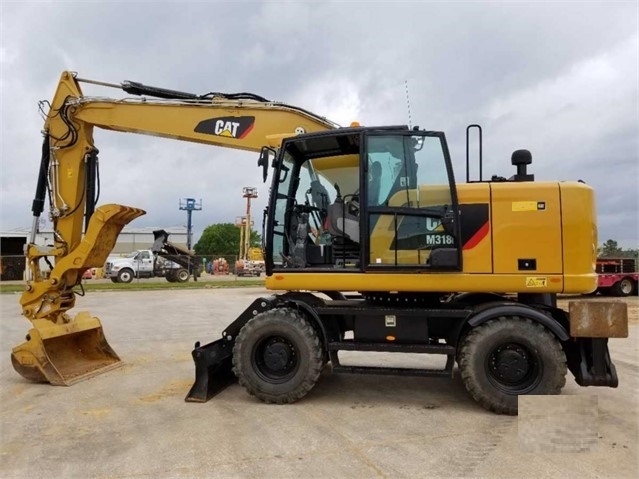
[117,268,134,284]
[232,308,324,404]
[458,317,566,415]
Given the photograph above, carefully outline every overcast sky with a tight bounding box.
[1,1,637,247]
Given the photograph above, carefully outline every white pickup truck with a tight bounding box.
[104,230,199,283]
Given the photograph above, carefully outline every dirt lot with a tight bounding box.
[0,290,637,478]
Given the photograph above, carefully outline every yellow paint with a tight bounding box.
[560,183,598,280]
[491,183,562,274]
[512,201,538,211]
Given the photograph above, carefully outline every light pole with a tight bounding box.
[240,187,258,260]
[179,198,202,250]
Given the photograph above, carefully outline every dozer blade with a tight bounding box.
[185,339,236,402]
[11,312,122,386]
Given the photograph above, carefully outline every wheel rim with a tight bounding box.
[485,342,542,394]
[120,271,131,282]
[178,271,188,281]
[620,279,633,295]
[252,335,299,384]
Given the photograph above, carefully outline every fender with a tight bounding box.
[280,292,342,345]
[467,302,570,341]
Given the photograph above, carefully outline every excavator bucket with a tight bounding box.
[185,339,236,402]
[11,312,121,386]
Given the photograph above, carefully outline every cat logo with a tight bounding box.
[426,218,443,232]
[194,116,255,139]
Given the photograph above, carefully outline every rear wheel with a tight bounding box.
[611,278,635,297]
[459,316,566,415]
[232,308,323,404]
[175,268,189,283]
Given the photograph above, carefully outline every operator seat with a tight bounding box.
[326,197,359,242]
[325,161,382,243]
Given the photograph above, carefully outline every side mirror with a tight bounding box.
[257,147,276,183]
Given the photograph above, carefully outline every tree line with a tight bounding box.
[598,239,638,259]
[194,223,261,256]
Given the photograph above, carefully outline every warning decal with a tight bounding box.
[526,277,547,288]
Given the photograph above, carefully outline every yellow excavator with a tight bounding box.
[12,71,627,415]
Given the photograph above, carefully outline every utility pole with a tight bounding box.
[179,198,202,251]
[239,187,257,260]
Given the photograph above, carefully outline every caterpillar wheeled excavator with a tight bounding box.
[12,71,627,415]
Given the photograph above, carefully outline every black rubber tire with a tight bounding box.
[165,270,176,283]
[175,268,189,283]
[611,278,635,297]
[110,277,119,283]
[458,316,566,415]
[117,268,134,284]
[232,308,323,404]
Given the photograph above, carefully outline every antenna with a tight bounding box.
[404,80,412,129]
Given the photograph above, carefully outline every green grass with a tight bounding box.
[0,278,266,294]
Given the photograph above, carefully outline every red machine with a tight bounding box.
[594,258,637,297]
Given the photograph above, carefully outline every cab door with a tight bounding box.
[363,131,461,270]
[136,250,155,274]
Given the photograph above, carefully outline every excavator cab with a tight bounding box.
[264,125,461,274]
